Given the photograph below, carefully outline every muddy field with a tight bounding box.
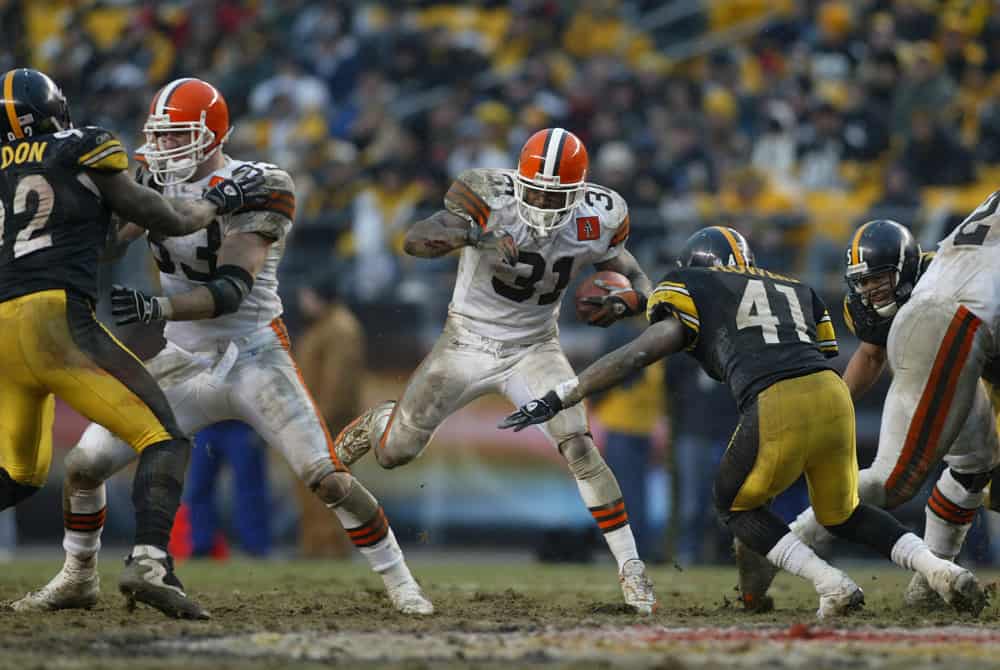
[3,558,1000,669]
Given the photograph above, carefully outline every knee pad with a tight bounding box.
[857,468,889,508]
[558,434,600,478]
[0,468,39,510]
[314,471,356,506]
[65,446,117,490]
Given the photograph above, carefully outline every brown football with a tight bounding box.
[575,270,633,323]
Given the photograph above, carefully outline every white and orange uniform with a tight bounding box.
[380,167,631,460]
[858,193,1000,512]
[70,157,345,488]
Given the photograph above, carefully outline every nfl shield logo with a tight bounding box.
[577,216,600,241]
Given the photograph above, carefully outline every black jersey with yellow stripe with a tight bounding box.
[0,126,127,303]
[647,265,838,410]
[843,250,935,346]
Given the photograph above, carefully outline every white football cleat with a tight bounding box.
[620,558,657,615]
[388,580,434,615]
[816,573,864,619]
[333,401,395,467]
[925,563,986,616]
[12,559,100,612]
[904,571,946,610]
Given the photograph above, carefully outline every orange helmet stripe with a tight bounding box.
[850,221,870,265]
[3,70,24,139]
[717,226,746,267]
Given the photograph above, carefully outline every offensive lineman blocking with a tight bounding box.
[15,78,432,617]
[333,128,659,613]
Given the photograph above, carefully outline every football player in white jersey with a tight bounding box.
[332,128,659,614]
[740,210,1000,611]
[14,78,432,618]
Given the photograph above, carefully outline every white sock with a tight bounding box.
[766,532,842,590]
[604,525,640,571]
[923,469,984,559]
[789,507,835,555]
[891,532,952,576]
[62,486,106,560]
[358,529,406,574]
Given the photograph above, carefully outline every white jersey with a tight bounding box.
[446,168,630,342]
[145,155,294,352]
[915,189,1000,338]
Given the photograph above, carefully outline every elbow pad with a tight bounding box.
[205,265,254,317]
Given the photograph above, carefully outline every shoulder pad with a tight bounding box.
[445,168,515,227]
[240,162,296,222]
[583,183,629,226]
[64,126,128,172]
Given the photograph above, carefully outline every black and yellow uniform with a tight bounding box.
[647,264,858,526]
[0,126,179,494]
[843,251,935,346]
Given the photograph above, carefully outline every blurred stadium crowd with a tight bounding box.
[7,0,1000,314]
[4,0,1000,561]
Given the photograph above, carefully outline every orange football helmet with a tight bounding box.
[515,127,588,235]
[142,77,232,185]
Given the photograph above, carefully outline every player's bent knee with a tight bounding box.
[376,449,416,469]
[64,446,116,490]
[857,468,890,508]
[0,468,40,510]
[951,469,992,493]
[313,471,355,505]
[557,434,598,472]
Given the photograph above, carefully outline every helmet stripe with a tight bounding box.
[717,226,746,267]
[542,127,564,177]
[3,69,24,139]
[154,77,194,115]
[850,221,870,265]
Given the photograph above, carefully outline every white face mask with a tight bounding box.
[142,112,228,186]
[849,269,898,317]
[514,179,583,236]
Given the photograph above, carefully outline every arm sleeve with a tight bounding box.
[645,271,700,351]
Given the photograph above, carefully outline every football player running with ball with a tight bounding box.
[739,217,1000,611]
[332,128,658,613]
[15,78,432,618]
[501,227,986,618]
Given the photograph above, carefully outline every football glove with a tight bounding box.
[204,164,269,215]
[497,390,563,432]
[111,285,169,325]
[467,223,518,266]
[581,279,647,328]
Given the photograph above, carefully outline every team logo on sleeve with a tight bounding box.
[577,216,600,241]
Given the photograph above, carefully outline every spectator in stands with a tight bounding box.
[902,110,976,186]
[893,41,956,135]
[865,164,923,228]
[292,271,365,558]
[751,101,797,187]
[797,100,846,191]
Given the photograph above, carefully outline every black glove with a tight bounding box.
[110,284,166,325]
[467,223,518,266]
[204,164,269,215]
[497,390,563,432]
[581,279,647,328]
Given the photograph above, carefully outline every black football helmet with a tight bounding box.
[845,219,920,318]
[677,226,755,269]
[0,68,72,144]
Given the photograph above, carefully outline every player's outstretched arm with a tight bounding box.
[111,232,269,324]
[88,165,268,237]
[842,341,887,401]
[403,209,517,264]
[499,318,685,431]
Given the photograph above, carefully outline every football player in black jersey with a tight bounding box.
[501,226,986,618]
[0,68,267,619]
[744,219,997,613]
